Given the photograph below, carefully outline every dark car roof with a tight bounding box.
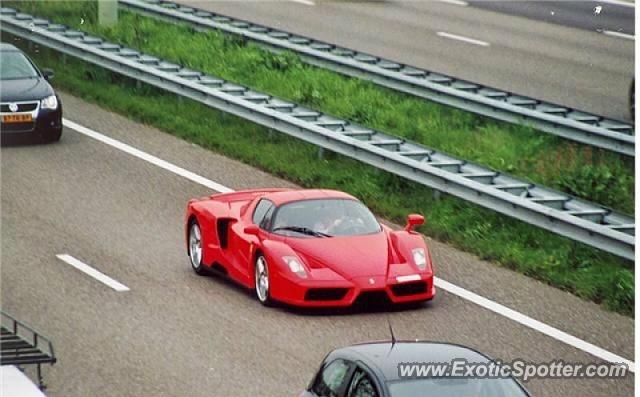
[0,43,20,51]
[330,341,492,382]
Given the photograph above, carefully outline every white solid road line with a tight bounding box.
[63,120,233,194]
[62,118,635,371]
[602,30,635,40]
[289,0,315,5]
[436,0,469,6]
[56,254,130,292]
[599,0,635,8]
[435,278,634,372]
[436,31,490,47]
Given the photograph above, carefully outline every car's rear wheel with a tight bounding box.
[188,221,206,275]
[254,255,273,306]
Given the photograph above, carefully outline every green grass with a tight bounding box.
[8,1,635,214]
[2,3,633,315]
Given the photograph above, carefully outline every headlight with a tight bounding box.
[283,256,307,278]
[412,248,427,270]
[41,95,58,110]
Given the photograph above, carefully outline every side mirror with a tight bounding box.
[244,224,260,236]
[404,214,424,232]
[42,68,54,81]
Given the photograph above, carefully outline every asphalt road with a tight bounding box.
[470,0,634,35]
[0,92,634,396]
[173,0,635,122]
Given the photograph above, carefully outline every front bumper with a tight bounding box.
[270,271,435,307]
[1,99,62,140]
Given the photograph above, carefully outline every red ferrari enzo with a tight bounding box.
[184,189,435,307]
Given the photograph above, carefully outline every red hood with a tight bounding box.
[284,232,390,279]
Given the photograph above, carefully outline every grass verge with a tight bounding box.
[2,31,633,315]
[7,0,635,214]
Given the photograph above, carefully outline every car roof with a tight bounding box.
[329,341,492,382]
[263,189,357,206]
[0,43,20,52]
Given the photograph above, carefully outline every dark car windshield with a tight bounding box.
[271,198,381,237]
[0,51,39,80]
[388,377,529,397]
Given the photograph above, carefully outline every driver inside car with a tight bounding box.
[313,205,367,236]
[313,209,344,235]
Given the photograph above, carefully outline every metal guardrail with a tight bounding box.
[120,0,635,157]
[1,311,56,388]
[0,8,634,260]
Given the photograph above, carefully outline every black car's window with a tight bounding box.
[0,51,39,80]
[387,377,529,397]
[312,359,351,397]
[272,199,380,237]
[347,368,379,397]
[252,199,275,227]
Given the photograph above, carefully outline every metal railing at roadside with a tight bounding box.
[0,8,633,260]
[1,310,56,388]
[120,0,635,157]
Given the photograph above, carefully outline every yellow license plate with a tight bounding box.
[2,114,33,123]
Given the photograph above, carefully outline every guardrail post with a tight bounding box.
[98,0,118,26]
[37,364,44,389]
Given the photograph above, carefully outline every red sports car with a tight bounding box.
[184,188,435,307]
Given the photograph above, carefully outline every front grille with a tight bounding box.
[353,290,391,306]
[0,122,35,133]
[1,102,38,112]
[390,281,427,297]
[305,288,349,301]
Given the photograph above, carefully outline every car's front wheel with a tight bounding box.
[188,221,206,275]
[254,255,273,306]
[42,127,62,143]
[44,129,62,143]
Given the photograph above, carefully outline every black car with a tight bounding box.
[0,42,62,143]
[302,341,531,397]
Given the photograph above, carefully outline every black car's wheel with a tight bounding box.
[188,221,207,275]
[254,254,273,306]
[42,128,62,143]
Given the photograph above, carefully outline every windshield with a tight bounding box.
[271,199,381,237]
[0,51,39,80]
[388,377,529,397]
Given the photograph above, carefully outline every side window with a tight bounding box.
[312,359,351,397]
[252,199,274,226]
[259,205,275,230]
[347,368,379,397]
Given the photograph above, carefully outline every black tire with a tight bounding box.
[188,221,207,276]
[254,254,273,306]
[42,128,62,143]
